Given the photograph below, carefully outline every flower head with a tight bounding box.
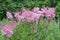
[45,8,55,20]
[32,7,40,13]
[9,21,15,29]
[17,15,25,22]
[1,24,13,37]
[14,11,20,18]
[6,12,13,20]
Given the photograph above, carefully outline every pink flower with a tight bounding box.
[22,7,32,17]
[26,17,34,23]
[31,13,40,21]
[21,7,43,23]
[45,8,55,19]
[6,12,13,20]
[1,24,13,37]
[32,7,40,13]
[9,21,15,29]
[14,11,20,18]
[25,11,40,23]
[48,8,55,14]
[36,11,44,17]
[41,6,48,14]
[21,8,34,22]
[17,15,25,22]
[41,6,55,20]
[32,7,44,18]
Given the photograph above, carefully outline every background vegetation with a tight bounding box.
[0,0,60,40]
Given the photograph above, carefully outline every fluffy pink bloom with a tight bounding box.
[22,7,32,17]
[32,7,40,13]
[36,11,44,17]
[25,11,40,22]
[41,7,48,14]
[16,7,55,23]
[6,12,13,20]
[14,11,20,18]
[32,7,44,18]
[26,17,34,23]
[21,7,34,22]
[31,13,40,21]
[1,24,13,37]
[22,9,33,22]
[21,7,43,23]
[9,21,15,29]
[48,8,55,14]
[45,8,55,19]
[41,7,55,19]
[17,15,25,22]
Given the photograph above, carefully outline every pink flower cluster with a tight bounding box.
[6,7,55,23]
[21,7,42,22]
[1,21,15,37]
[6,12,13,20]
[2,6,55,37]
[41,7,55,20]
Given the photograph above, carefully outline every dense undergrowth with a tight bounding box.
[0,19,59,40]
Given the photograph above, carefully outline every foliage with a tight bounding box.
[0,19,59,40]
